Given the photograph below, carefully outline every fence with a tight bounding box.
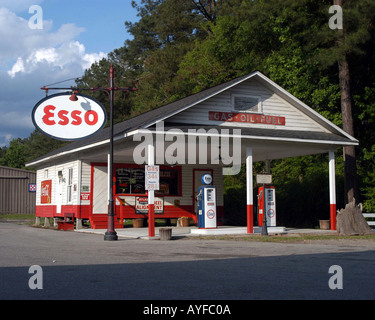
[363,213,375,228]
[0,166,36,214]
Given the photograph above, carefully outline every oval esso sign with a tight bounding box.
[201,173,213,185]
[32,92,107,141]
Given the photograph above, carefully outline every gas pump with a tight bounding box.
[258,185,276,227]
[197,173,217,229]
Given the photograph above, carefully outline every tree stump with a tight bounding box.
[159,228,172,241]
[336,199,373,236]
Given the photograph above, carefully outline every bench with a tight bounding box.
[363,213,375,228]
[57,212,75,231]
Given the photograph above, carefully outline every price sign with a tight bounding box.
[145,165,159,191]
[256,174,272,184]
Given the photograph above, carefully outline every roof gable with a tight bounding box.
[26,71,358,167]
[144,71,357,142]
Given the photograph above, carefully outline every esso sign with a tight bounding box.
[32,92,107,140]
[201,173,212,185]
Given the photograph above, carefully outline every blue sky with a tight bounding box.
[0,0,139,147]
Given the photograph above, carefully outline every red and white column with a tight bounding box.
[246,147,253,233]
[148,143,155,237]
[329,150,336,230]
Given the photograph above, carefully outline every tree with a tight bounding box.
[0,138,25,169]
[0,130,68,170]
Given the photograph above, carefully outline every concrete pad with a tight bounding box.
[190,226,287,235]
[75,226,193,239]
[75,225,339,239]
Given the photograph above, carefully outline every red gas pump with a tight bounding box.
[258,185,276,227]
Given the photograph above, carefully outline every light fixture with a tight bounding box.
[69,91,78,101]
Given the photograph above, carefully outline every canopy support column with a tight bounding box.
[246,147,253,233]
[329,150,337,230]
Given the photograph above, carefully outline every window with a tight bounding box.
[115,166,180,196]
[158,168,179,196]
[67,168,73,203]
[232,95,261,113]
[116,168,145,194]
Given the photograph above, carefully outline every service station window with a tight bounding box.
[67,168,73,203]
[232,95,262,113]
[115,166,181,196]
[116,168,145,194]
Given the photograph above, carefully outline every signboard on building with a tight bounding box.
[135,197,163,214]
[28,183,36,192]
[40,180,52,204]
[209,111,285,126]
[32,92,107,141]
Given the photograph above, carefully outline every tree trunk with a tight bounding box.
[334,0,360,205]
[338,57,360,204]
[336,199,373,235]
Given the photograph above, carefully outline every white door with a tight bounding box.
[92,165,108,214]
[56,173,63,214]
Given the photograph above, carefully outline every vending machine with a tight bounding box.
[258,185,276,227]
[197,174,217,229]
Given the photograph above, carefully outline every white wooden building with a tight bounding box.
[26,71,358,231]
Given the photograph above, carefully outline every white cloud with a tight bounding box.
[0,3,108,146]
[7,58,25,77]
[7,41,107,78]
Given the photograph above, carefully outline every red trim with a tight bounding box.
[36,205,90,219]
[330,203,336,230]
[36,205,56,217]
[36,203,223,228]
[247,204,253,233]
[148,203,155,237]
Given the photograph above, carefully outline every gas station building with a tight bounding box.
[26,71,358,232]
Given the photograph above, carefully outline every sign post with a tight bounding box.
[34,65,137,241]
[146,147,158,237]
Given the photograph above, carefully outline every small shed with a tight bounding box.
[0,166,36,214]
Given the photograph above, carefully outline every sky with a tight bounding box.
[0,0,139,147]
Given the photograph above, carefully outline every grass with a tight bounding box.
[0,213,35,220]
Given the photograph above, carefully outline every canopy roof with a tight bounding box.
[27,71,357,167]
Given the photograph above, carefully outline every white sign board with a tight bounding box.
[256,174,272,185]
[145,165,159,191]
[32,92,107,141]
